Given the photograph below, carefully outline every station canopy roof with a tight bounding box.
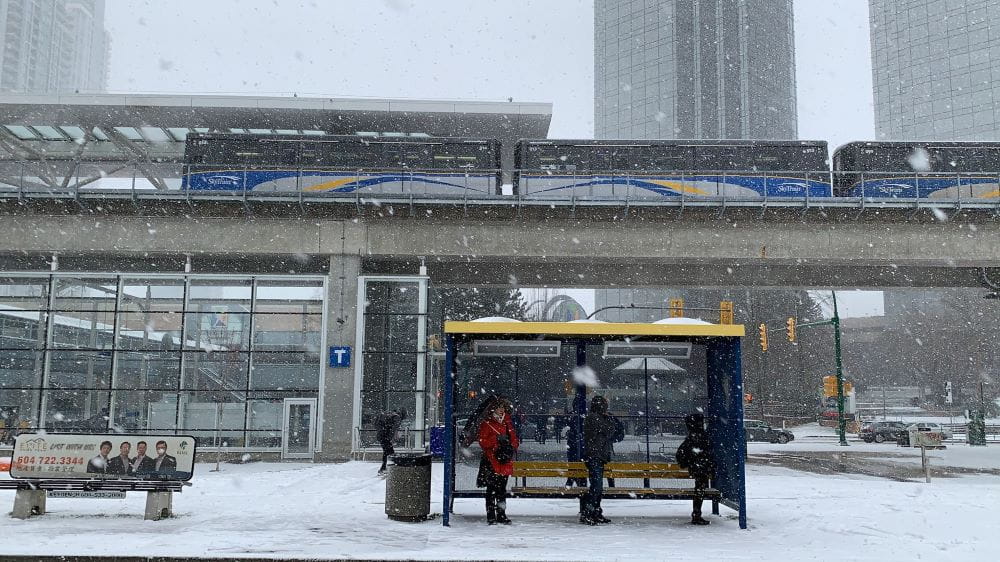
[0,93,553,162]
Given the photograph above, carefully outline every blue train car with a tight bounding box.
[182,133,503,195]
[513,139,832,199]
[833,141,1000,199]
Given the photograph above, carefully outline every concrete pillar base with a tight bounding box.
[12,489,46,519]
[144,491,173,521]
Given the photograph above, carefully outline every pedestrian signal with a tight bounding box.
[758,323,768,351]
[786,317,797,342]
[719,301,734,325]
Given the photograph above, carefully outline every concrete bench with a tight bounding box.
[0,478,187,520]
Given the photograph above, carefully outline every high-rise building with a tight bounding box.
[594,0,798,140]
[870,0,1000,140]
[0,0,109,94]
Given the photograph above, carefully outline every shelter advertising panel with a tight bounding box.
[10,433,196,481]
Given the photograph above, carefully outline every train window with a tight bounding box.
[428,142,490,169]
[632,145,693,171]
[527,144,587,171]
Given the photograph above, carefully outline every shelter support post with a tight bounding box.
[707,336,748,530]
[442,334,456,526]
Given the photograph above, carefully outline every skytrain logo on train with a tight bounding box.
[204,175,242,187]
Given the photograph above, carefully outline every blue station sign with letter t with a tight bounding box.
[329,346,352,368]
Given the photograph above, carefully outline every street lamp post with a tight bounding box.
[831,291,849,446]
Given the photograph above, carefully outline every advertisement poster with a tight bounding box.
[10,434,196,481]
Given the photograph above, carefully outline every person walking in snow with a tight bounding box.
[477,399,519,525]
[675,412,716,525]
[581,395,619,525]
[376,407,407,475]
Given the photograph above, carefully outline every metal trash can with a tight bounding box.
[385,453,432,522]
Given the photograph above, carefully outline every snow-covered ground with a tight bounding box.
[2,448,998,561]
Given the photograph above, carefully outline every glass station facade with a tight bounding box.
[0,274,325,450]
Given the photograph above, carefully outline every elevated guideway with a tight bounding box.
[0,198,997,289]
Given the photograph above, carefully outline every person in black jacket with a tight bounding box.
[376,407,407,475]
[676,412,716,525]
[581,395,620,525]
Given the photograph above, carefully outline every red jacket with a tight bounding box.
[478,414,519,475]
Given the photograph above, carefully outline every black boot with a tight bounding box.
[486,506,497,525]
[691,512,710,525]
[594,509,611,524]
[495,498,511,524]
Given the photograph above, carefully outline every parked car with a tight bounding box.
[744,420,795,444]
[860,421,908,443]
[906,422,953,440]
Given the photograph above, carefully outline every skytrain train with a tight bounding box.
[182,133,1000,200]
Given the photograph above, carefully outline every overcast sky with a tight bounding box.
[106,0,875,147]
[104,0,883,317]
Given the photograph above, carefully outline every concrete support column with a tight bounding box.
[12,489,46,519]
[144,491,173,520]
[319,253,361,461]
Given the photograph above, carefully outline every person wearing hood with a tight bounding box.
[675,412,716,525]
[581,395,620,525]
[376,407,407,475]
[477,399,519,525]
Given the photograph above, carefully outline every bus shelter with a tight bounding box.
[441,320,748,529]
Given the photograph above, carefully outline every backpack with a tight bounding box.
[494,431,515,464]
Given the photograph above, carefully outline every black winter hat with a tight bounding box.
[685,413,705,433]
[591,395,608,414]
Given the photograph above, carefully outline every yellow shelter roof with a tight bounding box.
[443,320,745,338]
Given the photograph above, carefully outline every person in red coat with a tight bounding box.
[477,400,520,524]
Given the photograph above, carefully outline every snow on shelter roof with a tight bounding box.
[444,320,744,338]
[0,93,552,161]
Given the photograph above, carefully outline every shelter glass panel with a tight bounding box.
[585,342,708,463]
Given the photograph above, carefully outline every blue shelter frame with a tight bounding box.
[441,321,748,529]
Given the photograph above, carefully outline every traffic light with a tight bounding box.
[758,323,768,351]
[719,301,734,325]
[823,375,837,397]
[669,298,684,318]
[786,317,797,342]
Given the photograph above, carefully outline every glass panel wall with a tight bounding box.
[357,278,427,450]
[0,274,325,450]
